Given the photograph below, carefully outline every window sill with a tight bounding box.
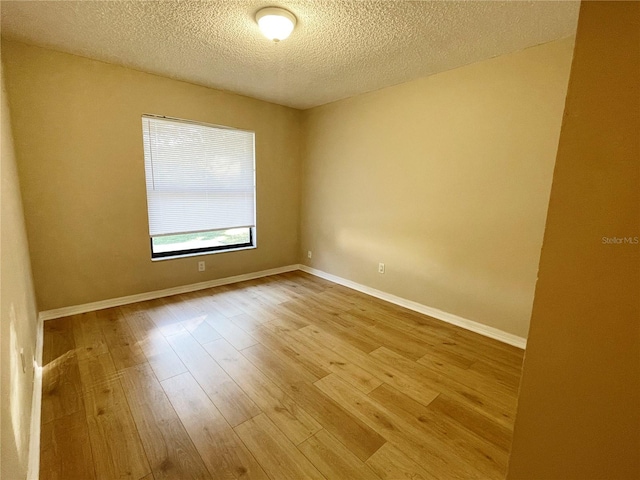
[150,245,256,262]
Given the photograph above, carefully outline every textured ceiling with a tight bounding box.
[0,1,579,109]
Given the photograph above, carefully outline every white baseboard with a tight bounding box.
[299,264,527,349]
[38,261,528,350]
[27,314,44,480]
[39,264,299,321]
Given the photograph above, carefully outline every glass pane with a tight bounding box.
[152,228,251,254]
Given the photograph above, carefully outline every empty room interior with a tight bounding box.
[1,1,638,479]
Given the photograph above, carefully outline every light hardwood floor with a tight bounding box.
[40,271,524,480]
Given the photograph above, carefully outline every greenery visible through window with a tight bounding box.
[151,228,252,257]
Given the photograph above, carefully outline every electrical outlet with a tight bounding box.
[307,250,312,259]
[198,261,205,272]
[378,262,385,274]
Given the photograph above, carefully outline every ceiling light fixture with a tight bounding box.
[256,7,297,42]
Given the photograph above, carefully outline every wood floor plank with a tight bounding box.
[280,271,331,294]
[455,328,524,359]
[467,359,522,392]
[414,346,476,372]
[232,303,283,325]
[166,331,260,426]
[78,353,151,480]
[164,294,223,345]
[229,312,267,334]
[274,275,324,298]
[426,394,513,453]
[298,429,381,480]
[249,325,331,380]
[362,321,431,361]
[299,325,440,407]
[144,298,187,337]
[121,305,188,382]
[120,364,212,480]
[234,282,283,307]
[403,326,478,368]
[345,305,462,353]
[241,343,386,461]
[258,275,304,304]
[206,315,259,350]
[305,307,429,363]
[315,374,488,480]
[71,311,109,360]
[259,308,309,332]
[282,300,381,353]
[365,443,435,480]
[242,343,320,384]
[43,317,76,365]
[181,314,223,345]
[370,347,516,428]
[191,289,244,318]
[368,383,508,478]
[96,307,147,371]
[308,289,369,316]
[234,413,326,480]
[218,283,278,311]
[232,303,309,334]
[203,338,322,445]
[248,277,304,304]
[335,309,379,329]
[291,293,354,325]
[41,317,84,424]
[41,348,84,424]
[283,327,383,394]
[416,353,519,404]
[161,373,269,480]
[409,330,487,372]
[183,293,260,350]
[40,409,95,480]
[350,295,453,333]
[316,284,375,311]
[415,327,523,375]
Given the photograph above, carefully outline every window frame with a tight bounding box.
[141,114,257,261]
[150,227,255,260]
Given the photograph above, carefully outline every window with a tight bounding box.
[142,115,256,259]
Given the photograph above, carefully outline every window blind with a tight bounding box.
[142,115,256,237]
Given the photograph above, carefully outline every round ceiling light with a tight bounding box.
[256,7,297,42]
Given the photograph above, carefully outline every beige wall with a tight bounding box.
[508,2,639,478]
[300,38,574,338]
[1,40,302,311]
[1,59,39,479]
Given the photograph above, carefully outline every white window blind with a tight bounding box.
[142,115,256,237]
